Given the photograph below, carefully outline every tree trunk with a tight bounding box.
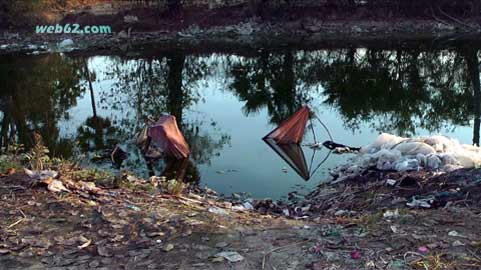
[466,49,481,146]
[166,51,186,128]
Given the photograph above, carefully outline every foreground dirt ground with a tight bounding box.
[1,170,481,270]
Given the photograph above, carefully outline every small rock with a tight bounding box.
[215,242,229,248]
[58,39,74,49]
[162,244,174,252]
[214,251,244,262]
[89,260,100,268]
[211,256,224,263]
[97,246,112,257]
[452,240,464,247]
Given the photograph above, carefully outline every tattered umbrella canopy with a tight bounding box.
[263,106,312,180]
[263,138,310,180]
[147,115,190,159]
[263,106,310,144]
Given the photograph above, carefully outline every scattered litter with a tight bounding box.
[452,240,464,247]
[78,239,92,249]
[24,168,58,180]
[47,179,70,193]
[126,204,141,211]
[407,196,434,208]
[350,250,361,260]
[162,244,174,252]
[383,209,399,219]
[214,251,244,262]
[386,179,397,186]
[211,256,224,263]
[208,207,228,215]
[417,246,429,254]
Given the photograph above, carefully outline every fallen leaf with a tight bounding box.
[78,239,92,249]
[7,168,15,175]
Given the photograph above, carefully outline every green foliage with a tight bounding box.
[0,155,22,173]
[72,168,116,184]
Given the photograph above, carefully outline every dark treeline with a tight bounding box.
[2,0,481,29]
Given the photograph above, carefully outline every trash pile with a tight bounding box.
[247,133,481,218]
[333,133,481,183]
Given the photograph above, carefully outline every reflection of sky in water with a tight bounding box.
[55,54,476,199]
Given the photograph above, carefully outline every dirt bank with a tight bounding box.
[2,0,481,56]
[1,155,481,269]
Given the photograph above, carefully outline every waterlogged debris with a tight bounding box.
[214,251,244,262]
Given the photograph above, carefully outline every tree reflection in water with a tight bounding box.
[0,44,481,186]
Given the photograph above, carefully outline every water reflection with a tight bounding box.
[1,43,481,198]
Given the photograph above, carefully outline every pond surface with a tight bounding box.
[1,41,481,199]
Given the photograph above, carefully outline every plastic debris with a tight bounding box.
[334,133,481,176]
[406,196,434,208]
[417,246,429,254]
[383,209,399,219]
[350,250,362,260]
[214,251,244,262]
[386,179,397,186]
[47,179,70,193]
[25,169,58,180]
[208,207,228,215]
[452,240,464,247]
